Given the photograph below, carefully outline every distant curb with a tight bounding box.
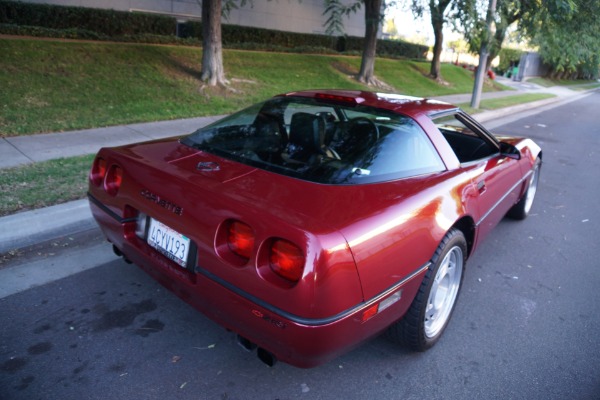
[473,90,597,127]
[0,199,96,254]
[474,94,568,123]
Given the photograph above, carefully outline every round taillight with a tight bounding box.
[90,157,107,186]
[227,221,255,261]
[269,239,305,283]
[104,165,123,196]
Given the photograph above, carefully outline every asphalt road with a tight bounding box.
[1,92,600,400]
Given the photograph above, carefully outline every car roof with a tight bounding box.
[279,89,459,118]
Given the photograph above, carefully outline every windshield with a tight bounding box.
[181,96,445,184]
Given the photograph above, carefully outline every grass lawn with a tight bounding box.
[0,155,94,216]
[459,93,556,114]
[0,37,504,137]
[527,77,599,88]
[570,83,600,91]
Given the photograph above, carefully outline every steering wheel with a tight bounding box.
[347,117,380,146]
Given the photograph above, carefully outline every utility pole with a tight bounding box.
[470,0,497,109]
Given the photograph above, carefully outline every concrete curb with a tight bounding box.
[473,96,565,123]
[0,199,96,254]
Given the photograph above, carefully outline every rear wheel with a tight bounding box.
[387,229,466,351]
[507,157,541,220]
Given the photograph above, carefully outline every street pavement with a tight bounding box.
[0,78,597,255]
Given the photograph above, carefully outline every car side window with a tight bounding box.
[433,113,498,163]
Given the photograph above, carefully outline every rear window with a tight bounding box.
[181,96,445,184]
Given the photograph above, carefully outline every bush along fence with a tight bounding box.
[0,0,427,59]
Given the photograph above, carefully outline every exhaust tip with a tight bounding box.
[236,335,257,352]
[257,348,277,367]
[112,245,122,257]
[112,245,132,264]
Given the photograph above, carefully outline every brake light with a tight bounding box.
[90,157,107,186]
[315,93,359,105]
[269,239,305,283]
[227,221,255,260]
[104,165,123,196]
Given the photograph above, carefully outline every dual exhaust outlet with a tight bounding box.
[113,245,278,367]
[237,335,278,367]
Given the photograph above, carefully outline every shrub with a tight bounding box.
[0,0,175,36]
[0,0,427,59]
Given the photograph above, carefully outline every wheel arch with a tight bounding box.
[449,216,476,258]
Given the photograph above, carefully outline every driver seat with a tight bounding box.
[284,112,332,164]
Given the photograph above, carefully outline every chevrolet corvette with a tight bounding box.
[88,90,541,368]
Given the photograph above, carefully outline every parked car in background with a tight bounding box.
[88,90,542,368]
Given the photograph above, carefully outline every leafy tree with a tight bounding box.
[453,0,521,72]
[454,0,599,79]
[406,0,454,81]
[324,0,385,86]
[526,0,600,78]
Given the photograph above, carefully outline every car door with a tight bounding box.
[469,152,521,242]
[432,112,521,243]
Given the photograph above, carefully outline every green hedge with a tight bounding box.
[340,36,428,59]
[0,23,110,40]
[0,0,427,59]
[181,21,427,59]
[0,0,175,36]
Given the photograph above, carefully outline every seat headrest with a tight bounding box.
[289,112,325,153]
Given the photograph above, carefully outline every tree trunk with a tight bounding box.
[200,0,227,86]
[429,0,451,81]
[357,0,382,85]
[430,16,444,80]
[470,0,497,109]
[486,27,507,72]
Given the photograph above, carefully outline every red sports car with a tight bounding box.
[88,90,541,368]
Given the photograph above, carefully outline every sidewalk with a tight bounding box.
[0,80,596,253]
[0,115,224,169]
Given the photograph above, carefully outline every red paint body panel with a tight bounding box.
[88,90,541,367]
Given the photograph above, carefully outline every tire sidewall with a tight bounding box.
[508,157,541,220]
[417,230,467,349]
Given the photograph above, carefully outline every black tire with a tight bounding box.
[387,228,467,351]
[507,157,541,220]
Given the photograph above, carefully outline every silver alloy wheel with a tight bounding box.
[523,163,540,215]
[424,246,464,338]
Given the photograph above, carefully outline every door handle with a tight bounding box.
[477,180,486,194]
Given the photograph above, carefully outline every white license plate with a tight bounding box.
[147,218,190,268]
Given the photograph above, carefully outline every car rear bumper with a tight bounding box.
[88,195,427,368]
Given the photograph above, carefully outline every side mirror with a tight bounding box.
[500,142,521,160]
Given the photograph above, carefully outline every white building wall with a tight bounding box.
[23,0,366,37]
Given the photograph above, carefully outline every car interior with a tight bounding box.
[433,114,499,163]
[184,100,448,183]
